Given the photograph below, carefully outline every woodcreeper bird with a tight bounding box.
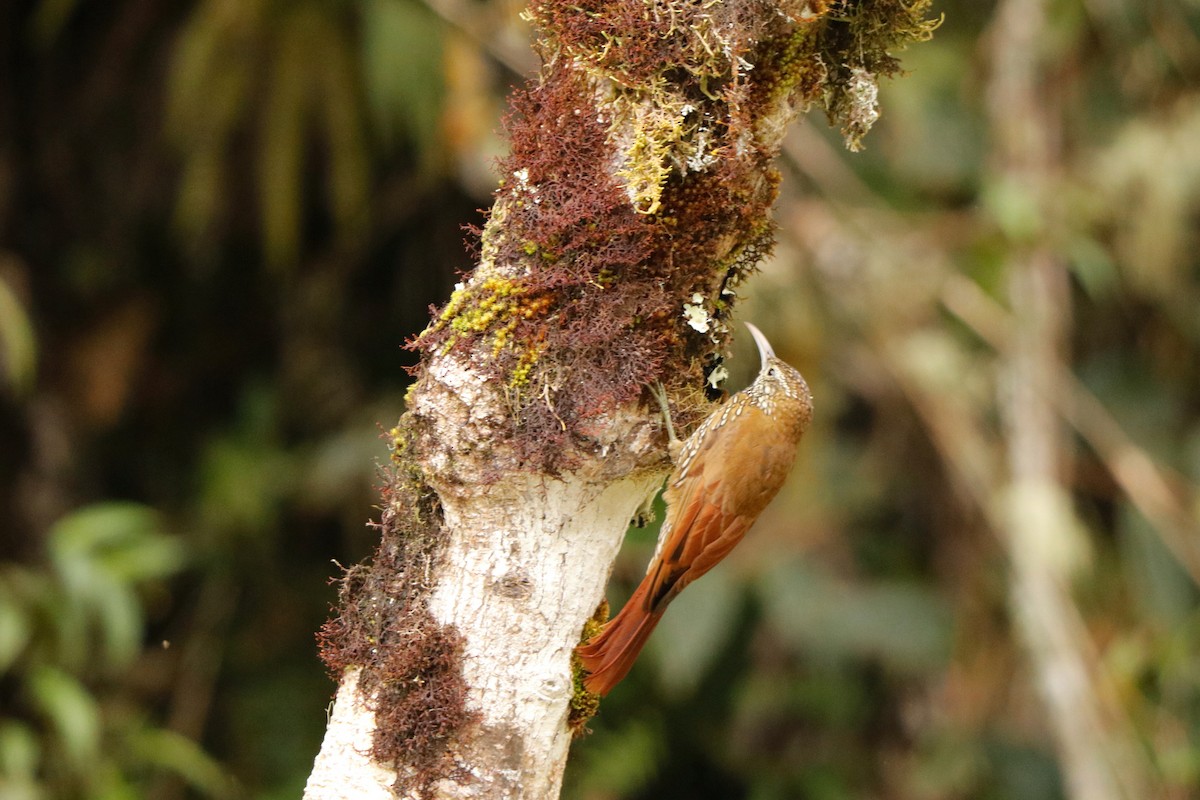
[576,322,813,695]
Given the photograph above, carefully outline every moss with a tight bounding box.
[408,0,936,471]
[508,339,546,389]
[421,274,555,372]
[318,417,478,798]
[755,25,827,117]
[526,0,742,88]
[814,0,942,148]
[567,600,609,736]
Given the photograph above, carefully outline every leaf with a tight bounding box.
[0,719,39,779]
[0,584,32,673]
[48,503,187,670]
[127,727,233,797]
[89,582,144,672]
[27,666,100,767]
[50,503,186,583]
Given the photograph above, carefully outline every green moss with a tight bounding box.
[419,275,555,376]
[567,600,609,736]
[507,343,541,388]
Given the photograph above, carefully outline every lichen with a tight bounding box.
[814,0,942,149]
[567,600,609,736]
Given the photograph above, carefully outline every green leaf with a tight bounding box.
[47,503,187,670]
[27,666,100,767]
[0,583,32,673]
[50,503,185,582]
[127,727,233,797]
[52,503,159,556]
[0,719,40,779]
[89,580,144,672]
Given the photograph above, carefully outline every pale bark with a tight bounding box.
[306,357,667,800]
[307,670,402,800]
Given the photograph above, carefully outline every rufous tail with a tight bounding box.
[575,581,665,696]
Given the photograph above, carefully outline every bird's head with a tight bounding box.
[744,322,814,427]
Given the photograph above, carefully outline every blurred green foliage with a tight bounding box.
[1,0,476,796]
[0,503,228,798]
[1,0,1198,798]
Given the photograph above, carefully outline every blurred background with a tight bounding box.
[1,0,1198,798]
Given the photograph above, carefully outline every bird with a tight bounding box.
[576,321,813,696]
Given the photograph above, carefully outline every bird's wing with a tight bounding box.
[643,468,753,611]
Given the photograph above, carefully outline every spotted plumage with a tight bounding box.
[576,322,813,696]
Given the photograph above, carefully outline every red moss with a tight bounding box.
[318,426,478,798]
[410,0,934,470]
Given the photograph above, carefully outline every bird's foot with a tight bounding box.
[650,381,682,460]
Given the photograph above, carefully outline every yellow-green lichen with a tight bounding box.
[508,340,546,388]
[567,599,609,736]
[608,83,697,215]
[420,274,554,385]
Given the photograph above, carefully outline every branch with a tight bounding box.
[986,0,1150,795]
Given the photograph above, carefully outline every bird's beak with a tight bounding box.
[744,321,775,368]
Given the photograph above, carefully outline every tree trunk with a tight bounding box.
[305,1,936,797]
[986,0,1149,796]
